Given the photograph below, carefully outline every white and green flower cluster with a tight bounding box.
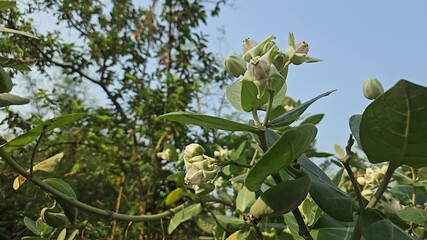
[224,33,320,99]
[183,143,220,194]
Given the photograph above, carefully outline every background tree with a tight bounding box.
[0,0,250,239]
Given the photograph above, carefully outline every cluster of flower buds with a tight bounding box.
[224,33,320,99]
[183,144,220,193]
[363,78,384,100]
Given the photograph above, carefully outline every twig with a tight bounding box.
[292,209,314,240]
[341,134,365,209]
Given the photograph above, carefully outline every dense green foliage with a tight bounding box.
[0,1,426,240]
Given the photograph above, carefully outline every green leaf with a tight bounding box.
[168,203,202,234]
[284,213,305,240]
[21,237,49,240]
[3,113,86,150]
[226,79,245,112]
[66,229,79,240]
[165,188,187,206]
[332,168,344,186]
[0,65,12,93]
[301,114,324,125]
[167,172,185,186]
[249,172,311,218]
[57,229,66,240]
[241,81,263,112]
[298,155,357,222]
[349,115,362,148]
[271,81,287,109]
[158,112,260,133]
[194,213,216,233]
[268,90,335,127]
[0,93,30,107]
[0,27,39,39]
[23,217,40,236]
[43,178,78,223]
[360,80,427,168]
[0,1,16,10]
[236,186,256,213]
[396,207,427,225]
[214,214,246,231]
[310,227,353,240]
[360,209,415,240]
[245,124,317,191]
[390,185,427,206]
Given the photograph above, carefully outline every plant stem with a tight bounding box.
[411,167,417,206]
[341,134,365,209]
[292,209,314,240]
[262,88,275,127]
[252,108,261,126]
[0,147,196,222]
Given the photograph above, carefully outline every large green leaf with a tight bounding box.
[158,112,260,133]
[390,185,427,206]
[360,80,427,168]
[268,90,335,127]
[165,188,188,206]
[249,172,311,218]
[360,209,415,240]
[396,207,427,225]
[245,124,317,191]
[167,203,202,234]
[0,93,30,107]
[310,227,353,240]
[2,113,86,150]
[298,155,357,222]
[241,81,263,112]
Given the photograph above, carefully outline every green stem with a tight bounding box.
[262,88,275,127]
[252,108,261,126]
[411,167,417,206]
[0,147,195,222]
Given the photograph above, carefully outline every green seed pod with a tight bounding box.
[0,65,13,93]
[363,78,384,100]
[249,172,311,219]
[224,54,247,77]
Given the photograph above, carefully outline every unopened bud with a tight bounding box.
[295,41,309,54]
[363,78,384,100]
[185,166,204,185]
[184,144,205,159]
[242,38,257,55]
[224,55,247,77]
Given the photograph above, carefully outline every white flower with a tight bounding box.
[185,166,204,185]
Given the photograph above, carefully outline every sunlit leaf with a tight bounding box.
[245,124,317,191]
[0,1,16,10]
[360,80,427,168]
[236,186,255,213]
[167,203,202,234]
[268,90,335,127]
[0,93,30,107]
[3,113,86,150]
[0,27,39,38]
[165,188,187,206]
[158,112,260,133]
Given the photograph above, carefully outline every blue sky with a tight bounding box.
[202,0,427,154]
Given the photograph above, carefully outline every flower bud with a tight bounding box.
[224,54,247,77]
[184,143,205,159]
[363,78,384,100]
[242,38,258,55]
[295,41,309,54]
[185,166,204,185]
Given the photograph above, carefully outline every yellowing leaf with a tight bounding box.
[12,152,64,190]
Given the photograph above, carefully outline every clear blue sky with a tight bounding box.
[202,0,427,154]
